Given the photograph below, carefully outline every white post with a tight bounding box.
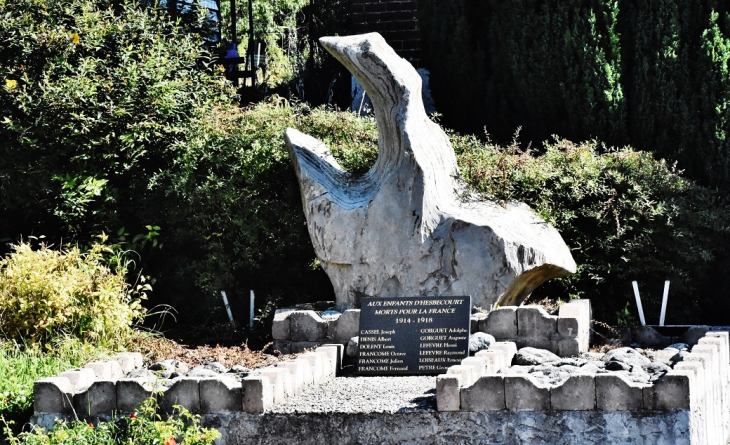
[632,281,646,326]
[221,291,235,325]
[250,290,255,328]
[659,280,670,326]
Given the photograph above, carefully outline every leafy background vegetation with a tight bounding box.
[1,0,730,441]
[418,0,730,192]
[2,0,729,333]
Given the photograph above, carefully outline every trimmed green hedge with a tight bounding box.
[453,134,730,323]
[418,0,730,191]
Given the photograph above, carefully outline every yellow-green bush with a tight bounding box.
[0,243,144,347]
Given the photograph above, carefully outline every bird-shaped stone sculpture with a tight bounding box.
[285,33,576,311]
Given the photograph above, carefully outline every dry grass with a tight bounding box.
[131,334,286,369]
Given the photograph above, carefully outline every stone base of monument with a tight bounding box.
[31,344,344,429]
[436,330,730,445]
[622,325,711,349]
[271,299,592,359]
[31,330,730,444]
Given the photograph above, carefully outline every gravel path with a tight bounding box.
[270,376,437,414]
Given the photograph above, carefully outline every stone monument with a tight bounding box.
[285,33,576,310]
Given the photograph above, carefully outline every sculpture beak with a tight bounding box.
[319,33,423,114]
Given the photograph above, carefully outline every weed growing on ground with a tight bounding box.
[2,395,219,444]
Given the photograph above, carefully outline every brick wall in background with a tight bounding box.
[350,0,422,67]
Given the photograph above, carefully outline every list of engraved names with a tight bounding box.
[357,296,470,375]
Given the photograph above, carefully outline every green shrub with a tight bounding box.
[0,243,144,347]
[152,98,377,315]
[0,341,105,444]
[3,395,219,445]
[0,0,232,243]
[454,134,730,323]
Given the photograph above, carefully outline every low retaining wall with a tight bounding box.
[436,331,730,445]
[272,299,592,357]
[200,410,690,445]
[31,345,344,429]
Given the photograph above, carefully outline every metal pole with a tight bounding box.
[632,281,647,326]
[659,280,670,326]
[250,290,255,328]
[248,0,255,88]
[231,0,238,86]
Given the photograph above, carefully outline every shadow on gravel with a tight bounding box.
[399,388,437,412]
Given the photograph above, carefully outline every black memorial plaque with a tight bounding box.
[357,296,471,375]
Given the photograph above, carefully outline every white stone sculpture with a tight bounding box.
[285,33,576,310]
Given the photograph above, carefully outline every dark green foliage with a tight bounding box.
[0,0,370,327]
[418,0,626,149]
[454,134,730,323]
[0,0,230,241]
[620,1,730,189]
[418,0,730,191]
[153,99,377,318]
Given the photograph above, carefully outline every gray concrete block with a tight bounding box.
[242,376,273,413]
[681,326,710,346]
[447,365,476,387]
[517,306,557,339]
[292,356,315,386]
[557,317,579,338]
[700,335,728,390]
[113,352,143,373]
[271,340,291,355]
[475,350,505,374]
[256,368,287,404]
[558,300,591,351]
[470,312,488,335]
[290,341,321,353]
[631,326,670,349]
[74,380,116,417]
[59,368,96,393]
[643,371,692,411]
[315,348,337,380]
[505,375,550,411]
[557,338,580,357]
[116,379,153,413]
[551,374,596,410]
[700,335,728,369]
[461,356,488,378]
[297,353,325,385]
[289,310,328,341]
[706,331,730,369]
[161,378,200,414]
[481,307,517,338]
[489,342,518,366]
[332,309,360,343]
[436,374,461,411]
[596,374,644,411]
[277,361,307,395]
[200,377,242,413]
[318,344,343,374]
[526,339,558,353]
[460,375,506,411]
[673,361,703,410]
[84,361,123,380]
[33,377,73,414]
[272,308,296,340]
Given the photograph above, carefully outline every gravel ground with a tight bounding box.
[270,376,437,414]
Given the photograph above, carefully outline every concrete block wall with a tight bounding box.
[274,300,589,358]
[32,345,343,429]
[436,332,730,445]
[272,309,360,353]
[476,300,591,356]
